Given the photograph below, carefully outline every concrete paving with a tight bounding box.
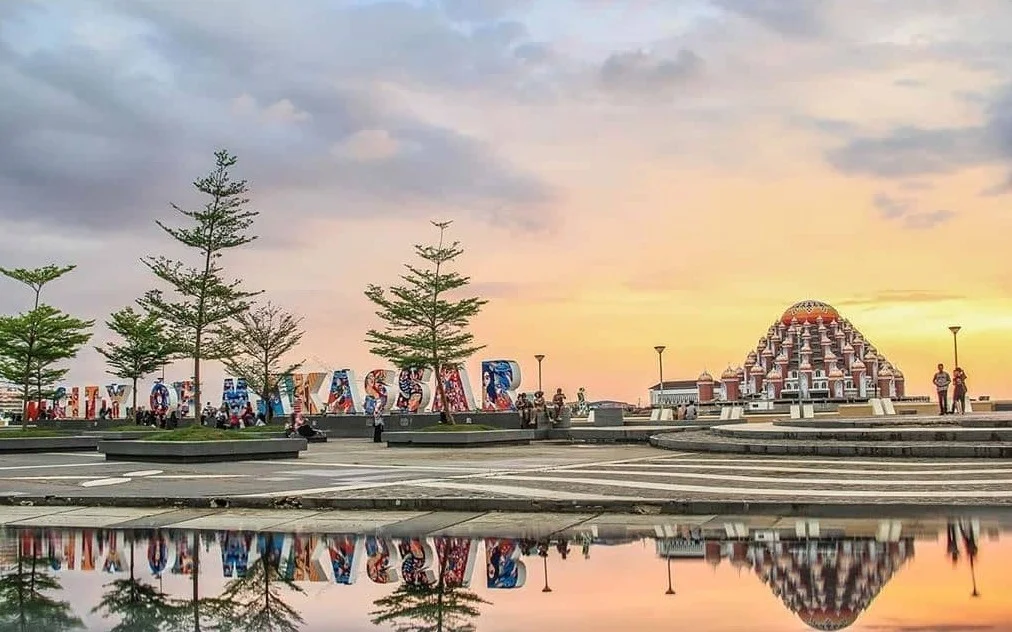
[2,439,1012,513]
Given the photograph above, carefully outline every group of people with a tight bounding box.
[133,407,180,429]
[200,402,268,429]
[516,388,567,428]
[932,363,969,415]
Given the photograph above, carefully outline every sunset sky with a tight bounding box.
[2,0,1011,404]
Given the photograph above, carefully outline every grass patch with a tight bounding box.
[0,428,68,438]
[100,425,158,432]
[142,425,259,442]
[417,424,500,432]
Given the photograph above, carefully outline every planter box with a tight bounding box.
[0,436,98,453]
[83,431,160,441]
[98,438,308,462]
[385,429,537,447]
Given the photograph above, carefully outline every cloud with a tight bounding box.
[871,193,955,229]
[599,49,702,93]
[837,291,966,307]
[711,0,827,37]
[0,0,556,236]
[979,173,1012,196]
[440,0,533,22]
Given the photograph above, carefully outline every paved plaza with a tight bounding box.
[2,439,1012,511]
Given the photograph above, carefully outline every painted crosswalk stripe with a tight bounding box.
[493,474,1012,498]
[551,469,1012,486]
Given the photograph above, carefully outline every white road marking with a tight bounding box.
[595,463,1012,476]
[0,476,96,481]
[634,456,1002,467]
[38,452,104,458]
[123,470,163,477]
[404,481,649,501]
[0,463,122,472]
[151,475,249,480]
[238,478,445,498]
[493,474,1012,498]
[551,469,1012,487]
[80,477,132,488]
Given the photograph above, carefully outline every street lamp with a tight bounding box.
[949,326,961,369]
[654,346,666,408]
[665,555,675,595]
[534,354,545,393]
[542,554,552,593]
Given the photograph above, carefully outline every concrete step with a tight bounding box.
[714,422,1012,442]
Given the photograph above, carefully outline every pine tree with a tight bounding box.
[138,149,261,417]
[364,221,487,423]
[95,307,178,416]
[0,265,92,423]
[220,302,305,421]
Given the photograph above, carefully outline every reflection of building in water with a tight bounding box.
[701,537,915,631]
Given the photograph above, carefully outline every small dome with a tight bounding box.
[851,358,866,370]
[721,366,738,380]
[750,363,765,375]
[698,370,714,382]
[781,300,840,326]
[767,367,782,380]
[747,350,758,361]
[879,367,894,378]
[735,366,745,376]
[829,365,845,378]
[893,368,905,379]
[863,349,877,361]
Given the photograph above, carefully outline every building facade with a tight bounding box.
[648,380,699,406]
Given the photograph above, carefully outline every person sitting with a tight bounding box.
[551,388,566,423]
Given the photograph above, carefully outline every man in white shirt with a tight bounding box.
[933,363,951,415]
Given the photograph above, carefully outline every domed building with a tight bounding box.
[697,300,906,403]
[749,537,914,630]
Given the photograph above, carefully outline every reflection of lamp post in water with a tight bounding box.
[970,553,980,598]
[654,346,666,409]
[534,354,545,392]
[542,554,552,593]
[665,555,675,595]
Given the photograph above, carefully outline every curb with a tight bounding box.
[3,495,1011,518]
[651,433,1012,458]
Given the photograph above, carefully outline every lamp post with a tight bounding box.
[654,346,666,408]
[534,354,545,393]
[542,554,552,593]
[665,555,675,595]
[949,326,961,369]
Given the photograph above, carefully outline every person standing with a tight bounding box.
[952,367,968,414]
[372,407,384,443]
[933,363,951,415]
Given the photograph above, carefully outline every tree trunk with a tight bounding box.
[193,342,202,424]
[192,537,201,632]
[434,363,453,424]
[131,377,138,418]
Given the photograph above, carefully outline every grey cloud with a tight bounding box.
[600,49,702,93]
[0,0,557,236]
[711,0,827,37]
[788,115,857,136]
[870,193,955,229]
[440,0,533,22]
[980,173,1012,196]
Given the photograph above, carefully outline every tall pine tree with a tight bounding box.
[95,307,178,415]
[220,302,305,421]
[364,221,487,423]
[0,265,92,423]
[139,150,261,417]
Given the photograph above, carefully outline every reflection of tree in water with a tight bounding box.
[370,538,490,632]
[92,531,181,632]
[214,532,305,632]
[0,531,83,632]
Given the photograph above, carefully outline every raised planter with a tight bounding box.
[0,436,98,453]
[98,438,308,462]
[385,429,537,448]
[83,431,160,441]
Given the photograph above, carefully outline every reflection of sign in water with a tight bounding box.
[365,536,399,584]
[485,539,526,589]
[328,535,363,585]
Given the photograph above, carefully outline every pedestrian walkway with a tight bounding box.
[1,441,1011,510]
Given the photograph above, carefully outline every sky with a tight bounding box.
[2,0,1012,405]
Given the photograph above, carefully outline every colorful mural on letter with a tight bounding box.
[171,380,195,416]
[328,535,362,585]
[365,536,400,584]
[485,538,526,588]
[363,370,396,415]
[431,365,477,413]
[83,385,100,419]
[222,378,251,415]
[395,367,433,413]
[398,538,438,587]
[105,384,131,418]
[326,370,360,414]
[292,372,328,415]
[435,537,478,588]
[150,380,171,415]
[481,360,522,412]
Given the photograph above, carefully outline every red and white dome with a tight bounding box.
[781,300,841,326]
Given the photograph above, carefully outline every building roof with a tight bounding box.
[649,380,698,390]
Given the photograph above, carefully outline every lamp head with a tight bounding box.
[949,326,962,335]
[654,346,666,354]
[534,354,545,362]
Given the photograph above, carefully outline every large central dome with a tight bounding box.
[781,300,840,326]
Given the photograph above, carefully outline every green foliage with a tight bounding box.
[238,424,284,433]
[0,540,84,632]
[0,429,68,437]
[220,302,304,421]
[141,425,258,442]
[91,537,182,632]
[95,306,178,413]
[138,149,262,417]
[369,580,488,632]
[364,221,487,422]
[0,265,75,309]
[213,533,304,632]
[417,424,498,432]
[0,304,93,415]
